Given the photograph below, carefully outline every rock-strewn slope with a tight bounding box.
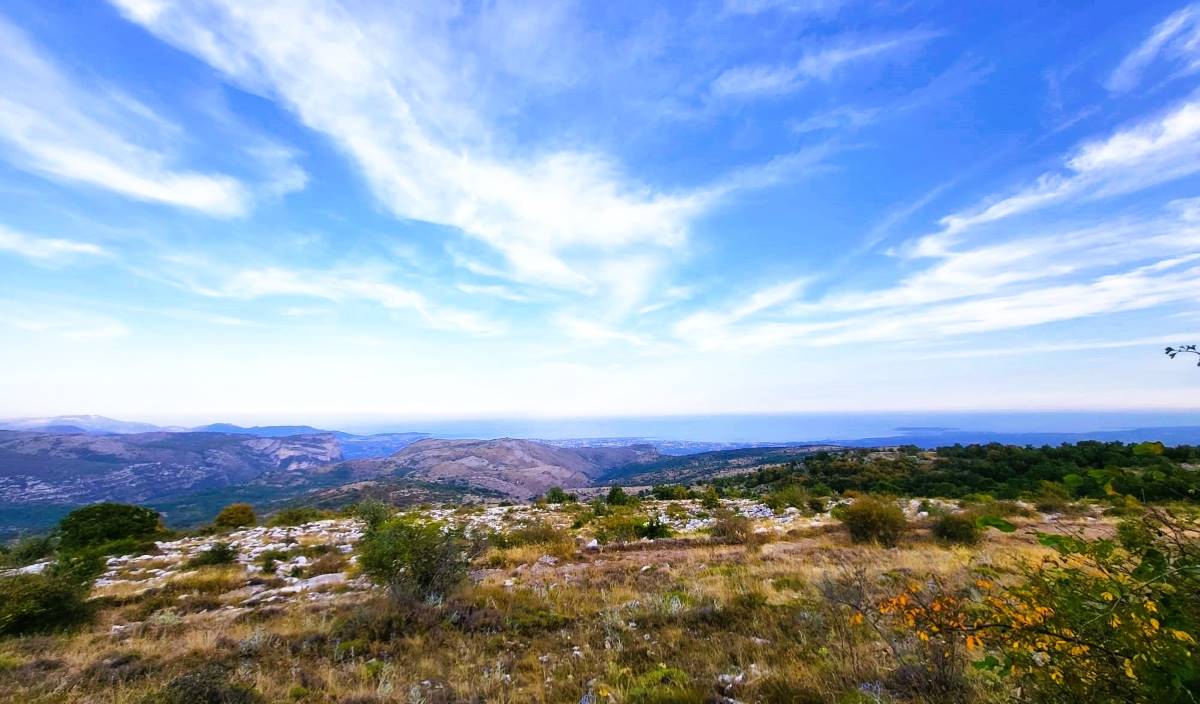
[0,430,342,504]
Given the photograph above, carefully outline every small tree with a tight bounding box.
[358,516,477,604]
[840,496,907,547]
[57,503,161,552]
[355,499,392,531]
[606,486,633,506]
[213,503,256,529]
[700,485,721,509]
[543,486,576,504]
[186,542,237,568]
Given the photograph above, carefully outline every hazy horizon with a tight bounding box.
[8,409,1200,443]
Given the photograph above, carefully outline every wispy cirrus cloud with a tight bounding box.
[710,30,939,99]
[1107,3,1200,93]
[183,265,504,336]
[0,225,108,262]
[0,14,250,217]
[911,95,1200,256]
[0,303,128,340]
[109,0,826,302]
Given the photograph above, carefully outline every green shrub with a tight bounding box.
[57,503,160,552]
[606,486,633,506]
[496,521,569,548]
[268,507,333,527]
[353,500,391,531]
[709,509,756,544]
[635,517,672,540]
[625,665,706,704]
[1032,481,1071,513]
[931,513,980,545]
[0,560,94,636]
[765,483,809,512]
[543,487,577,504]
[594,512,669,543]
[840,497,906,546]
[700,486,721,509]
[0,535,54,567]
[358,516,476,603]
[186,542,237,568]
[651,485,691,500]
[213,503,256,529]
[144,664,262,704]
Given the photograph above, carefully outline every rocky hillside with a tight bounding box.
[336,438,660,498]
[0,430,341,505]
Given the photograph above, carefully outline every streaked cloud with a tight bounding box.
[0,15,250,216]
[1108,3,1200,92]
[711,31,938,99]
[0,225,107,262]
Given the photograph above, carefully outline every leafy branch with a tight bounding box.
[1165,345,1200,366]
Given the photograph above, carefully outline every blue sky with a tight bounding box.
[2,0,1200,424]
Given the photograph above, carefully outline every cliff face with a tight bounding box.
[0,430,342,504]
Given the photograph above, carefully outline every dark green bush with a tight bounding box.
[186,542,237,568]
[606,486,633,506]
[700,486,721,509]
[635,517,672,540]
[268,507,333,527]
[58,503,161,552]
[651,485,691,500]
[543,487,577,504]
[931,513,980,545]
[840,497,907,547]
[358,516,476,603]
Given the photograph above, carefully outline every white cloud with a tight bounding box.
[201,266,503,336]
[0,15,249,216]
[671,198,1200,351]
[0,225,107,262]
[1108,3,1200,93]
[711,31,937,99]
[913,96,1200,255]
[110,0,785,298]
[0,304,129,340]
[723,0,850,16]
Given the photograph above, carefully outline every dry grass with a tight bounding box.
[0,511,1110,704]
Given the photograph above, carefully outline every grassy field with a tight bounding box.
[0,499,1114,704]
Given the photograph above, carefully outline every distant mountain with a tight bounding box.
[839,426,1200,449]
[325,438,661,498]
[191,423,342,437]
[0,415,170,434]
[597,444,842,486]
[0,430,341,507]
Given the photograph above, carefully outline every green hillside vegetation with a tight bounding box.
[709,441,1200,504]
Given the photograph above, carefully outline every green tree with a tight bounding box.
[606,486,633,506]
[213,503,256,529]
[57,503,161,552]
[357,515,477,603]
[543,486,577,504]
